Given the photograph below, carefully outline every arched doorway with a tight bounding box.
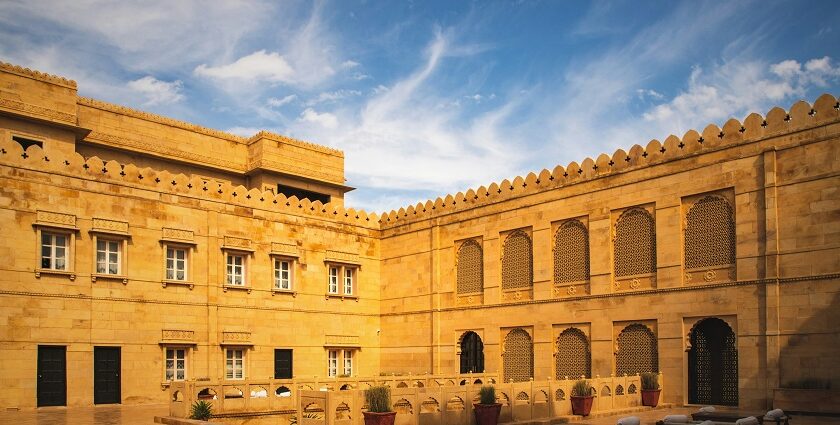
[688,318,738,406]
[460,331,484,373]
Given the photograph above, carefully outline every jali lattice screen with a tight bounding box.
[502,231,533,290]
[503,328,533,382]
[684,195,736,269]
[554,220,590,284]
[615,323,659,376]
[614,208,656,278]
[456,240,483,294]
[555,327,591,379]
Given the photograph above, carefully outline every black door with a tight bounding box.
[94,347,121,404]
[274,349,293,379]
[688,318,738,406]
[37,346,66,407]
[460,331,484,373]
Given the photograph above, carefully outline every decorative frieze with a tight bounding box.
[35,210,77,229]
[161,329,195,342]
[325,334,360,347]
[91,217,129,235]
[161,227,194,243]
[324,249,360,265]
[271,242,300,257]
[221,331,252,345]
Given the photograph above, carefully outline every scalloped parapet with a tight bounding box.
[0,61,77,88]
[0,137,377,230]
[247,131,344,157]
[379,94,840,228]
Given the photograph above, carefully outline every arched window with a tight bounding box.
[502,231,533,290]
[614,208,656,278]
[615,323,658,376]
[555,327,591,379]
[459,331,484,373]
[684,196,735,270]
[553,220,590,284]
[456,240,483,294]
[503,328,533,382]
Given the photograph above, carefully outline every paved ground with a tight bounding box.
[0,404,838,425]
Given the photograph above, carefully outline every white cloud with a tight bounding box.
[340,60,360,69]
[299,108,339,129]
[195,50,295,84]
[267,94,297,107]
[126,76,184,106]
[305,90,361,106]
[225,126,262,137]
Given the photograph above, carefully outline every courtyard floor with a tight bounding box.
[0,404,838,425]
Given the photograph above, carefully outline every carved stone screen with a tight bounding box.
[614,208,656,278]
[502,231,533,290]
[685,196,736,269]
[554,220,590,284]
[689,318,738,406]
[456,240,484,294]
[615,323,659,376]
[503,328,533,382]
[555,327,591,379]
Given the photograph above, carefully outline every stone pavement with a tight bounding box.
[567,407,840,425]
[0,404,168,425]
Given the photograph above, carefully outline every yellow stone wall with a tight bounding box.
[0,62,838,411]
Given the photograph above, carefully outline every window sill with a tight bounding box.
[272,288,296,297]
[35,269,76,280]
[162,279,194,290]
[325,293,358,301]
[223,284,251,293]
[92,273,128,284]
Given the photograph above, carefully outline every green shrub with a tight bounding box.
[189,400,213,421]
[641,372,660,390]
[572,380,590,397]
[478,385,496,405]
[365,385,392,413]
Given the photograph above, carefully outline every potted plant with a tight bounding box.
[363,385,396,425]
[570,380,593,416]
[641,372,661,407]
[473,385,502,425]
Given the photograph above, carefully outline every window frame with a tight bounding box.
[225,252,247,287]
[272,256,296,293]
[221,247,253,293]
[225,348,246,380]
[343,349,353,376]
[33,225,77,281]
[161,242,194,289]
[90,232,129,284]
[328,349,338,377]
[164,347,188,382]
[325,263,358,299]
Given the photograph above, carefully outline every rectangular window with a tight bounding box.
[274,259,292,290]
[328,350,338,377]
[96,239,121,275]
[226,254,245,286]
[41,232,68,270]
[166,247,188,281]
[343,350,353,376]
[343,268,354,295]
[226,349,244,380]
[328,267,339,294]
[165,348,186,381]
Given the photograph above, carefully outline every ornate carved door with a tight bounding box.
[460,331,484,373]
[688,318,738,406]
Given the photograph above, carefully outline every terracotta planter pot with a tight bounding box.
[473,403,502,425]
[570,395,593,416]
[363,411,396,425]
[641,389,660,407]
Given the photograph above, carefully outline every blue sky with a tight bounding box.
[1,1,839,212]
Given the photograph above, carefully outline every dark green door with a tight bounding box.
[37,346,66,407]
[94,347,121,404]
[274,349,293,379]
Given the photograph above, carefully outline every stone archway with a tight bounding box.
[459,331,484,373]
[688,317,738,406]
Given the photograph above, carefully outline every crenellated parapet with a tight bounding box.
[377,94,840,228]
[0,61,77,88]
[0,137,379,229]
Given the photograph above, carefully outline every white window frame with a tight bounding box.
[226,253,246,286]
[328,349,338,377]
[225,348,245,380]
[326,264,358,297]
[33,220,78,281]
[273,257,294,291]
[343,349,353,376]
[165,347,187,382]
[90,232,129,284]
[96,238,122,274]
[40,231,70,271]
[165,245,190,282]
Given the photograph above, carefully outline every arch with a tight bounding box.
[394,398,413,415]
[459,379,467,386]
[614,208,656,278]
[473,379,483,385]
[600,386,611,397]
[446,396,465,411]
[498,392,510,407]
[414,381,425,388]
[457,239,484,294]
[396,381,408,388]
[304,402,325,413]
[684,196,736,270]
[459,331,485,373]
[553,219,590,284]
[688,317,738,406]
[172,390,184,402]
[555,327,591,379]
[340,384,353,390]
[515,392,530,404]
[224,387,243,399]
[250,386,268,398]
[628,384,637,394]
[615,385,624,395]
[197,388,217,400]
[275,386,292,397]
[554,389,566,401]
[503,328,534,382]
[420,397,440,413]
[615,323,658,376]
[335,402,351,420]
[502,230,533,290]
[535,390,549,404]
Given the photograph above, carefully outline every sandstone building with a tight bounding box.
[0,61,838,412]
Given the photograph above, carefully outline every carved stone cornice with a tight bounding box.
[221,331,253,346]
[247,130,344,157]
[161,227,195,244]
[34,210,78,230]
[0,98,76,124]
[91,217,129,236]
[222,236,253,252]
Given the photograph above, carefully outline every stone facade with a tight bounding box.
[0,61,838,411]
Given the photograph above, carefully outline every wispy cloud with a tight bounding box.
[126,76,184,106]
[195,50,295,84]
[267,95,298,108]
